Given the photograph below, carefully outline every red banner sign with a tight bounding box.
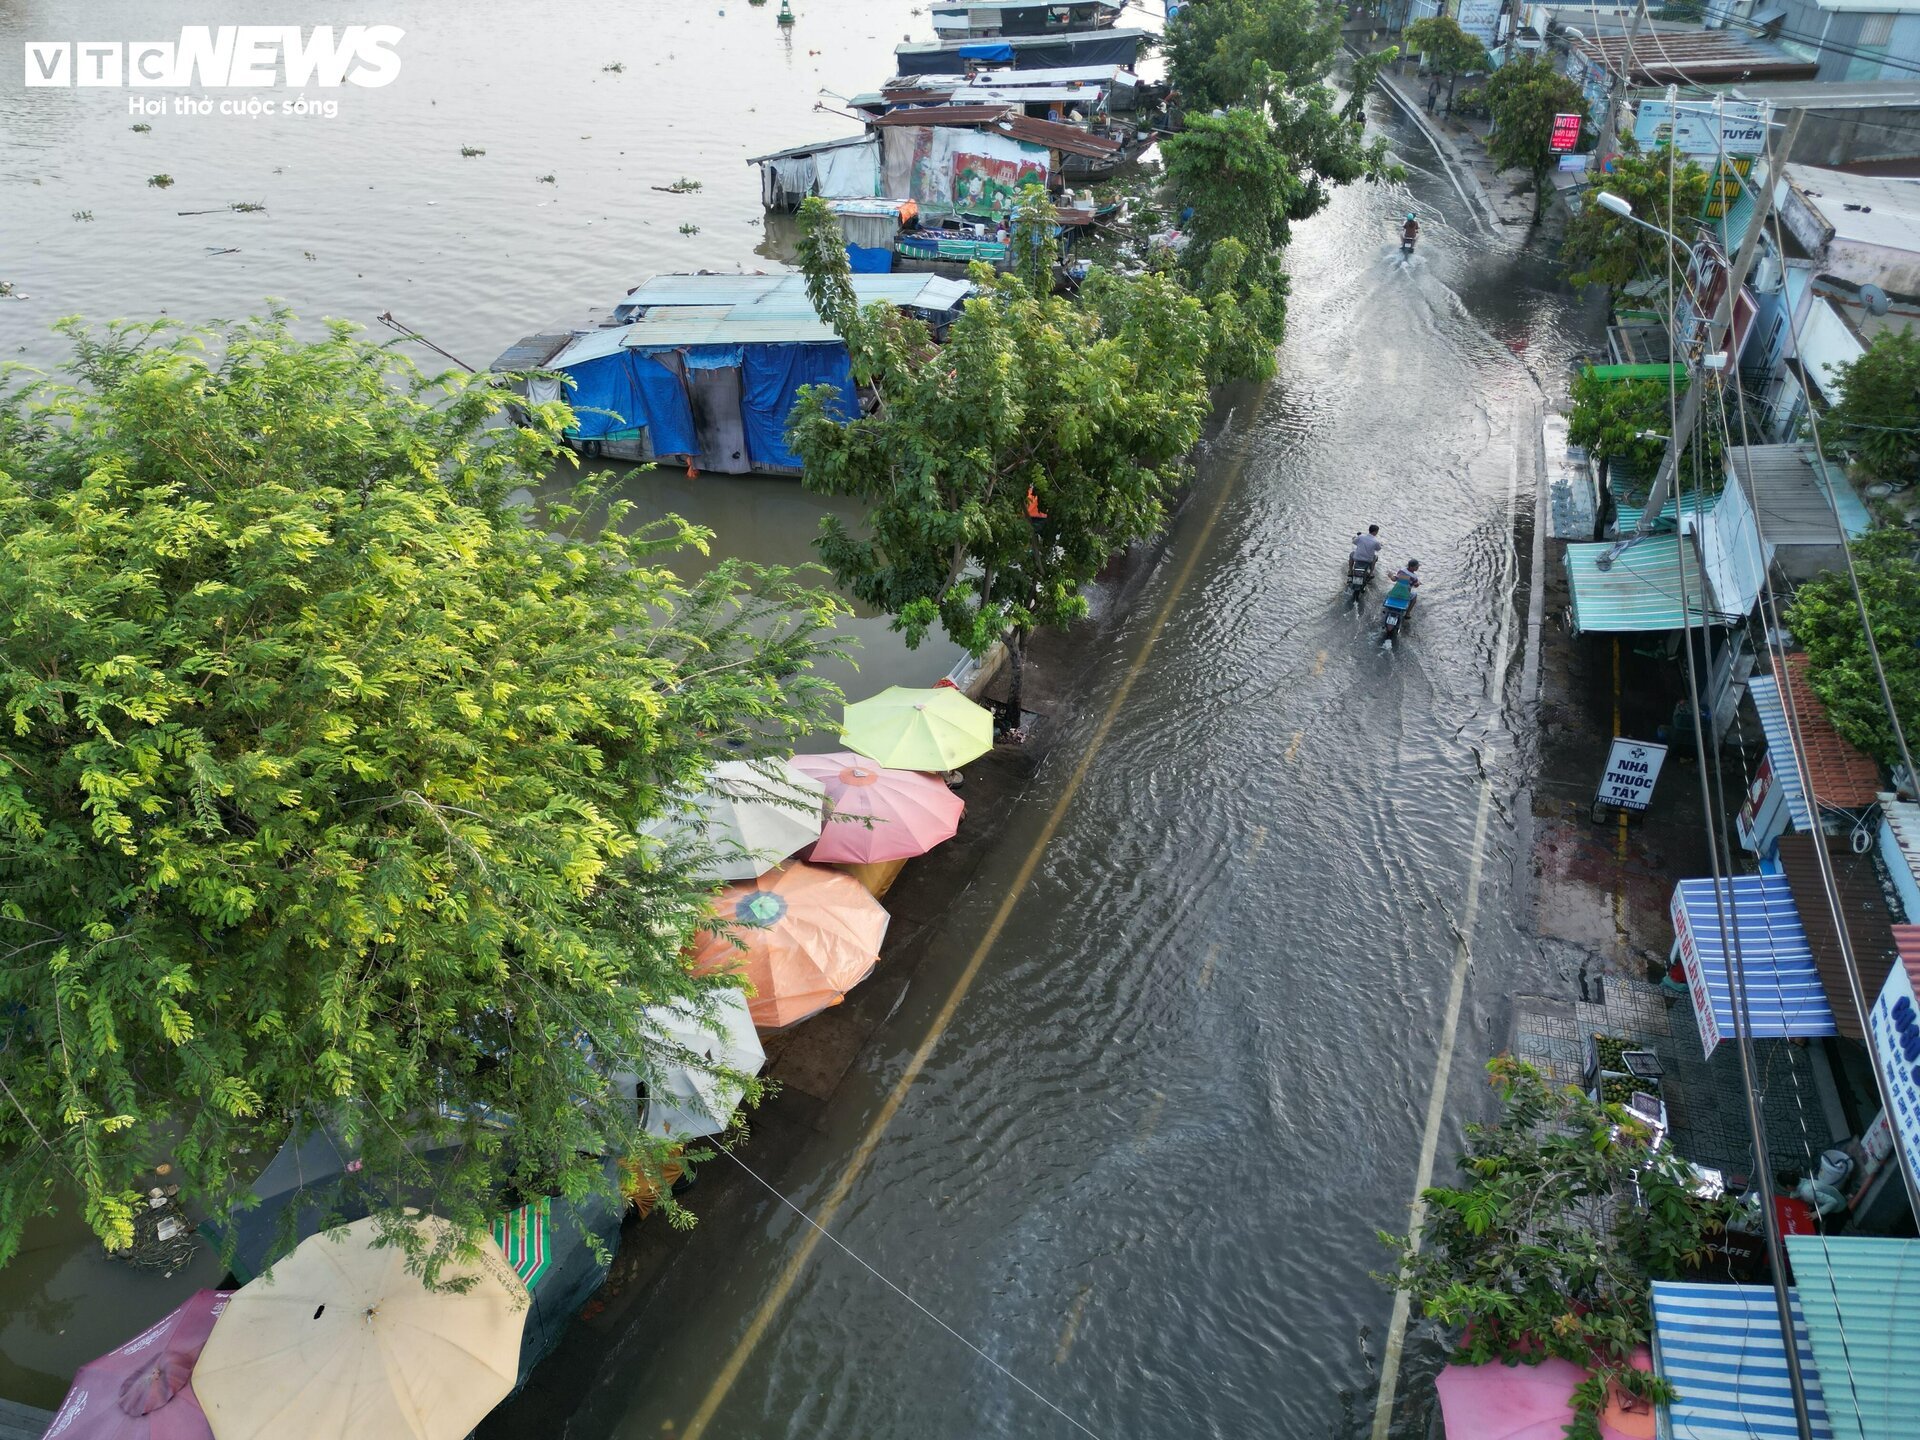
[1549,112,1582,153]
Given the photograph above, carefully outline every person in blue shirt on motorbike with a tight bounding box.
[1386,558,1421,616]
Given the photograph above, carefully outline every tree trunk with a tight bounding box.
[1004,631,1026,726]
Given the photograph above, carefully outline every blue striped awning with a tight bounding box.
[1651,1281,1832,1439]
[1746,674,1813,831]
[1670,873,1837,1057]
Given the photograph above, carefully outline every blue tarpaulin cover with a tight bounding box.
[560,351,698,455]
[957,41,1016,61]
[742,343,855,470]
[846,242,894,273]
[680,345,746,371]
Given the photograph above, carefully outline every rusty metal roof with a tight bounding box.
[1572,31,1818,86]
[869,105,1122,158]
[1775,651,1884,809]
[1777,831,1898,1040]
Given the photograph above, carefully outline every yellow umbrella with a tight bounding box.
[193,1214,529,1440]
[841,686,993,771]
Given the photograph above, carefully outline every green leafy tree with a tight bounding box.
[1478,54,1590,224]
[1822,329,1920,482]
[1785,528,1920,766]
[1164,0,1342,111]
[0,316,848,1272]
[1560,144,1711,292]
[789,192,1212,718]
[1568,370,1722,485]
[1379,1058,1731,1440]
[1159,80,1398,376]
[1404,15,1488,112]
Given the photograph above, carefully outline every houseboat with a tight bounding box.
[928,0,1127,38]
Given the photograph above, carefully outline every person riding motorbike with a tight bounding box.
[1401,212,1419,248]
[1385,558,1422,616]
[1350,524,1384,569]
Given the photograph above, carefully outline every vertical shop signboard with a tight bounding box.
[1597,737,1668,811]
[1867,960,1920,1191]
[1673,885,1722,1058]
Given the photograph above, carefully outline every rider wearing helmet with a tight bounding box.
[1387,558,1422,614]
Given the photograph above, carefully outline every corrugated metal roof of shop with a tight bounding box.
[1784,1235,1920,1440]
[1778,651,1884,808]
[622,273,973,313]
[1672,873,1838,1044]
[1776,831,1899,1039]
[1730,444,1871,548]
[1650,1280,1833,1440]
[868,106,1122,156]
[869,103,1018,128]
[1748,673,1815,830]
[1713,180,1757,255]
[1895,923,1920,974]
[743,132,875,165]
[1564,533,1727,633]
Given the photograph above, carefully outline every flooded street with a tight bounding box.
[3,3,1606,1433]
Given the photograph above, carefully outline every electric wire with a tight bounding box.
[1658,104,1819,1440]
[718,1143,1110,1440]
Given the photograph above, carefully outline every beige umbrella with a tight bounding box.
[193,1214,529,1440]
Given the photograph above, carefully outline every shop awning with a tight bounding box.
[1650,1280,1833,1439]
[1565,534,1731,634]
[1784,1236,1920,1439]
[1671,873,1837,1057]
[1747,673,1814,829]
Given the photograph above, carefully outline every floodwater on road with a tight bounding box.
[0,1,1608,1430]
[491,94,1608,1440]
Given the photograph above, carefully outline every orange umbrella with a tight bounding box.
[690,863,889,1030]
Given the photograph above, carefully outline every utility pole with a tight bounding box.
[1631,109,1802,535]
[1591,2,1644,166]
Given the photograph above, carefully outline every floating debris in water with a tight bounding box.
[602,61,626,72]
[0,281,25,300]
[679,223,701,236]
[461,145,486,157]
[655,177,703,193]
[131,122,151,133]
[72,210,93,222]
[231,201,266,213]
[147,173,174,188]
[536,173,556,184]
[206,247,240,256]
[303,251,317,261]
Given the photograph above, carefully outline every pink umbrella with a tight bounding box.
[1435,1357,1648,1440]
[792,752,964,865]
[46,1290,232,1440]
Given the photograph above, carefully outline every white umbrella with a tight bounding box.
[632,990,766,1140]
[193,1214,529,1440]
[640,758,825,882]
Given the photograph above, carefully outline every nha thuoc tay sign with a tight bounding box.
[1597,737,1668,812]
[22,26,404,89]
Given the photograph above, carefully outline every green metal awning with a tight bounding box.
[1582,362,1684,382]
[1565,534,1726,633]
[1784,1235,1920,1439]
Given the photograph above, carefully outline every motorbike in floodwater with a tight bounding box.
[1400,223,1418,257]
[1346,555,1376,605]
[1380,581,1416,647]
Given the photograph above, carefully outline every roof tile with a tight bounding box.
[1775,651,1882,808]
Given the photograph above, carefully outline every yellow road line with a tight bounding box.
[1054,1286,1094,1366]
[1134,1089,1168,1149]
[680,430,1258,1440]
[1284,730,1303,764]
[1197,941,1220,992]
[1313,648,1327,677]
[1249,823,1269,855]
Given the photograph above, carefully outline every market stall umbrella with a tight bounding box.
[633,989,766,1139]
[690,862,890,1030]
[640,758,826,882]
[46,1289,232,1440]
[792,751,966,864]
[193,1214,529,1440]
[840,686,993,772]
[1435,1357,1649,1440]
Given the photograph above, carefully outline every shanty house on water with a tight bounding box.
[492,273,973,475]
